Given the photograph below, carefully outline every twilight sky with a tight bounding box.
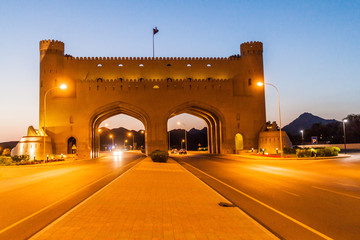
[0,0,359,142]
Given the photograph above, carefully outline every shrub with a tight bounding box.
[2,148,11,156]
[0,156,13,166]
[11,155,30,162]
[150,150,169,163]
[141,149,145,154]
[297,147,340,158]
[296,148,314,158]
[316,147,340,157]
[283,148,297,154]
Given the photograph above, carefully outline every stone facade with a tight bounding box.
[34,40,266,159]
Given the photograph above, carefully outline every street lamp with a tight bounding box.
[257,81,283,157]
[140,130,145,150]
[177,122,187,151]
[300,130,304,146]
[109,134,114,149]
[43,84,67,161]
[124,139,128,148]
[343,119,348,154]
[128,132,135,150]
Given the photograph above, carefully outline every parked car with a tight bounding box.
[179,149,187,155]
[171,149,179,154]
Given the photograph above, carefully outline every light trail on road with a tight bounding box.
[0,152,144,240]
[173,153,360,240]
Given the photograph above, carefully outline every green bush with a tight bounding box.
[11,155,30,162]
[297,147,340,158]
[150,150,169,163]
[316,147,340,157]
[283,148,297,154]
[296,148,314,158]
[0,156,13,166]
[2,148,11,156]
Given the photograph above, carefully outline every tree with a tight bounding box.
[344,114,360,143]
[2,148,11,156]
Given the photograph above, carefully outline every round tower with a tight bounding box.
[39,40,66,136]
[240,41,263,56]
[39,40,64,58]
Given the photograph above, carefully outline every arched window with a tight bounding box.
[67,137,77,154]
[235,133,244,153]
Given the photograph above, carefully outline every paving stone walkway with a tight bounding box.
[31,158,277,240]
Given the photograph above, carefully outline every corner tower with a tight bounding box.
[39,40,65,133]
[239,41,264,88]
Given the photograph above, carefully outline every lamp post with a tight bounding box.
[109,134,114,150]
[124,139,128,148]
[43,84,67,161]
[343,119,348,154]
[128,132,134,150]
[300,130,304,146]
[140,130,145,150]
[168,131,171,151]
[257,81,283,157]
[177,122,187,151]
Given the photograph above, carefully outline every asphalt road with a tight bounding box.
[172,153,360,240]
[0,151,144,240]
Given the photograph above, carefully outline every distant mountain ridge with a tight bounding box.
[0,141,18,149]
[283,112,339,135]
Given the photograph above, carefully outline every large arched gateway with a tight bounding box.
[37,39,266,158]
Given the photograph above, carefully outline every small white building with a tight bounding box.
[11,126,52,160]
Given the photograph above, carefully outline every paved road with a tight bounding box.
[0,151,144,240]
[173,153,360,240]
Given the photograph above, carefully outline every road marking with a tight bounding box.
[281,190,299,197]
[336,182,359,188]
[312,186,360,200]
[181,161,333,240]
[0,157,143,235]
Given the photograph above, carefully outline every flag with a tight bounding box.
[153,27,159,35]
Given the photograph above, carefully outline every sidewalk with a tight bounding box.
[31,158,277,240]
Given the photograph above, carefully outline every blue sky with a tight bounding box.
[0,0,359,142]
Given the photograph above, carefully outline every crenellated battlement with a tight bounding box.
[80,78,229,83]
[240,41,263,56]
[64,56,236,61]
[40,39,64,54]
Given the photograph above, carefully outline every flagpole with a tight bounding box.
[153,32,154,58]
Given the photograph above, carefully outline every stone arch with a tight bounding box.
[89,101,150,158]
[165,101,225,154]
[234,133,244,154]
[67,137,77,154]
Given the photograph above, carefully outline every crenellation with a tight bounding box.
[240,41,263,56]
[63,54,246,64]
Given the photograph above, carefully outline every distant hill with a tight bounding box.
[0,141,18,150]
[283,112,339,135]
[98,126,208,151]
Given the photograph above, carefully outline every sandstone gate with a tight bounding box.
[39,40,265,158]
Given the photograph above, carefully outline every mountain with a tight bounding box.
[283,112,339,135]
[0,141,18,150]
[98,126,208,151]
